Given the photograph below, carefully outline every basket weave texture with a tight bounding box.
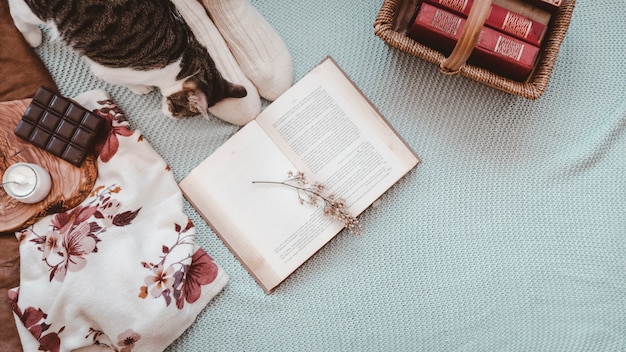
[374,0,576,99]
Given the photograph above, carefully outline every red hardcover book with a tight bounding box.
[423,0,547,46]
[522,0,562,13]
[407,2,540,81]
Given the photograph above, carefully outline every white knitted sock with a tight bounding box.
[200,0,293,101]
[172,0,261,125]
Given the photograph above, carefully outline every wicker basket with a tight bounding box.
[374,0,576,99]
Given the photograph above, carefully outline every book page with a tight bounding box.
[257,58,419,216]
[181,58,419,293]
[179,121,344,292]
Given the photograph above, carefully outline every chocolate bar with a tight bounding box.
[14,87,105,166]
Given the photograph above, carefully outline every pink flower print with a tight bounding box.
[42,205,101,281]
[44,230,62,255]
[20,307,47,338]
[39,332,62,352]
[145,264,176,299]
[26,185,140,282]
[10,303,63,352]
[43,220,98,282]
[97,196,123,228]
[176,249,219,309]
[42,231,65,267]
[139,221,219,309]
[92,187,141,228]
[117,329,141,352]
[51,205,98,234]
[7,288,19,314]
[93,102,134,163]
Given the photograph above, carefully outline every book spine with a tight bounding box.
[407,2,540,81]
[521,0,562,13]
[492,0,551,26]
[423,0,547,46]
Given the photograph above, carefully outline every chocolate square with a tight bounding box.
[46,136,67,156]
[62,144,86,165]
[39,111,61,132]
[72,127,95,146]
[55,120,77,140]
[48,95,70,115]
[66,104,86,124]
[14,87,105,166]
[29,128,52,148]
[14,120,35,140]
[81,113,103,131]
[22,104,45,124]
[33,87,54,106]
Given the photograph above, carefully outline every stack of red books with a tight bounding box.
[407,0,561,81]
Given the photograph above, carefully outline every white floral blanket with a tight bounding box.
[9,90,228,352]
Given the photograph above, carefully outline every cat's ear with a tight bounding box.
[225,81,247,99]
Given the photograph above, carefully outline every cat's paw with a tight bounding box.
[126,84,154,95]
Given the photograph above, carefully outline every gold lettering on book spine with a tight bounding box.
[494,36,524,61]
[437,0,469,12]
[502,12,532,39]
[432,9,462,36]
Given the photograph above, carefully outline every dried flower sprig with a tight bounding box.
[252,171,362,235]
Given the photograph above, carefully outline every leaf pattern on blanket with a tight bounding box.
[24,184,141,282]
[139,219,219,309]
[8,289,64,352]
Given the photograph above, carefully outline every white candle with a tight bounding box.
[2,163,52,204]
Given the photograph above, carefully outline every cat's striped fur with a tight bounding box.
[9,0,247,118]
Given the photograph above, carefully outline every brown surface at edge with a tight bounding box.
[0,0,58,101]
[0,233,22,351]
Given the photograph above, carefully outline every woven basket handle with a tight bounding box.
[439,0,493,74]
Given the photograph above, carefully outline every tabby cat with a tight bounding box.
[8,0,247,118]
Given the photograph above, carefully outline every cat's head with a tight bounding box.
[165,76,247,118]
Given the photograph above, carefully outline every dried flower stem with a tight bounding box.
[252,171,362,235]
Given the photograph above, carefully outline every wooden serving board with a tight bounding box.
[0,98,98,233]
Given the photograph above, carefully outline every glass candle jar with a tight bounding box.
[2,163,52,204]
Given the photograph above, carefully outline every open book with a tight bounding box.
[179,57,420,293]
